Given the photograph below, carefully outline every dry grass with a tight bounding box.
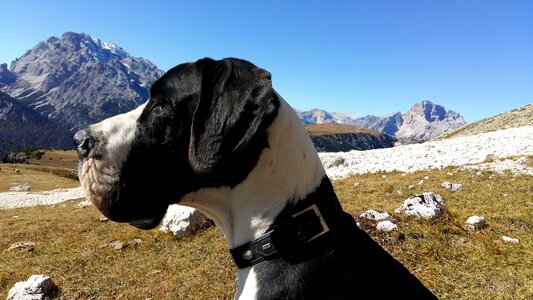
[26,149,79,170]
[305,123,380,136]
[0,163,79,192]
[0,167,532,299]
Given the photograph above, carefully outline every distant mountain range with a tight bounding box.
[1,31,468,157]
[297,100,466,142]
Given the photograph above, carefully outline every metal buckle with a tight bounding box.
[292,204,330,242]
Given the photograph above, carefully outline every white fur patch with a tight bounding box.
[79,104,145,204]
[179,96,325,299]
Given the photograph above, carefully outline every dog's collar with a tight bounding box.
[230,177,346,269]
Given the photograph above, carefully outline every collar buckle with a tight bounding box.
[292,204,330,242]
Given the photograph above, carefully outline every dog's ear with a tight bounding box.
[189,58,278,175]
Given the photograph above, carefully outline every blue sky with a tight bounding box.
[0,0,531,123]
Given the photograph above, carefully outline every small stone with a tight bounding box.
[359,210,391,222]
[466,215,487,231]
[99,216,109,222]
[382,175,387,179]
[376,220,398,232]
[353,182,360,188]
[159,205,209,238]
[502,236,519,244]
[442,182,462,192]
[417,180,424,185]
[132,238,142,246]
[9,183,31,192]
[6,241,35,252]
[407,185,414,190]
[423,176,429,180]
[109,240,126,250]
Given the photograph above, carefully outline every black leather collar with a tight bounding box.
[230,177,346,269]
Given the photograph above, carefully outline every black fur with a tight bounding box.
[255,177,437,299]
[78,58,279,228]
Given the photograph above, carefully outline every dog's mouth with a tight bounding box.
[78,157,169,230]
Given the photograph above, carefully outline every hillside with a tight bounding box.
[0,92,73,159]
[305,123,395,152]
[441,104,533,139]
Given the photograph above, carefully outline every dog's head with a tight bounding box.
[75,58,279,229]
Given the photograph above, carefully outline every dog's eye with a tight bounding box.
[151,104,164,114]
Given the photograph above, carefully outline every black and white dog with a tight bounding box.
[75,58,437,299]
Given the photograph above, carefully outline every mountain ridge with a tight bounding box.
[298,100,466,141]
[3,31,164,130]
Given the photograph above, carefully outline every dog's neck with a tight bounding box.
[181,97,326,248]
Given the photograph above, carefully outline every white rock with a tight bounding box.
[423,176,429,180]
[359,210,391,222]
[407,185,414,190]
[9,183,32,192]
[376,220,398,232]
[417,180,424,185]
[395,192,445,220]
[353,182,360,188]
[7,275,56,300]
[466,215,487,231]
[441,182,463,192]
[77,199,93,207]
[502,236,519,244]
[159,205,208,238]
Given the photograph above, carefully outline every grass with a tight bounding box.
[305,123,380,136]
[1,165,532,299]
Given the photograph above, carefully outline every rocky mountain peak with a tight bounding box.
[4,32,164,130]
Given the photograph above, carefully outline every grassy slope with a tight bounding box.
[305,123,380,136]
[1,166,532,299]
[0,150,79,192]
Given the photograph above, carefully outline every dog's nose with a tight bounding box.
[74,129,94,158]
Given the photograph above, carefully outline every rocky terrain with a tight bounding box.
[441,104,533,139]
[2,32,164,130]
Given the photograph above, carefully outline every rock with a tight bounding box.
[159,205,209,238]
[423,176,429,180]
[359,210,391,222]
[376,220,398,232]
[132,239,142,246]
[502,236,519,244]
[394,192,445,219]
[7,275,57,300]
[98,216,109,222]
[353,182,360,188]
[9,183,32,192]
[441,182,463,192]
[109,240,126,250]
[6,241,35,252]
[417,180,424,185]
[407,185,414,190]
[465,215,487,231]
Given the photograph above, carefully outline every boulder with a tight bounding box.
[441,182,463,192]
[7,275,57,300]
[159,205,209,238]
[465,215,487,231]
[395,192,445,219]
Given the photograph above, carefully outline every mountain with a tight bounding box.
[305,123,395,152]
[2,32,164,130]
[299,100,466,141]
[0,63,16,87]
[441,103,533,139]
[296,108,359,125]
[0,91,72,159]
